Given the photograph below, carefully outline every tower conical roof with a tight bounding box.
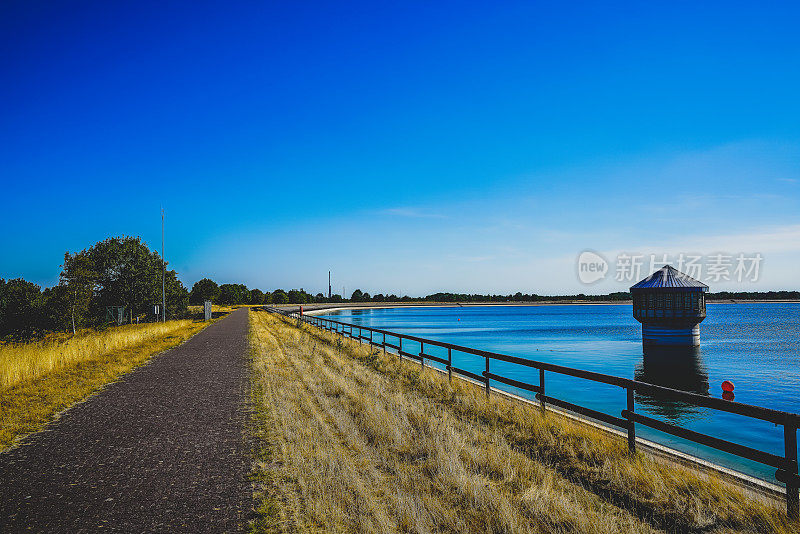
[630,265,708,291]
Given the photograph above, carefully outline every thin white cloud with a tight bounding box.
[450,255,494,263]
[616,224,800,256]
[381,207,448,219]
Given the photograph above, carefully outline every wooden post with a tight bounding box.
[447,347,452,383]
[419,342,424,369]
[627,387,636,454]
[398,337,402,361]
[785,424,799,519]
[485,356,490,398]
[539,368,546,415]
[382,332,386,355]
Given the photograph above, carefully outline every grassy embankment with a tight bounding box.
[0,319,213,450]
[249,310,796,533]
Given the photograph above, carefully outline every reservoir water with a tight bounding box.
[319,303,800,483]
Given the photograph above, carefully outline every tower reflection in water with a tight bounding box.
[634,346,710,423]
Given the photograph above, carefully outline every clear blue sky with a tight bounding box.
[2,1,799,295]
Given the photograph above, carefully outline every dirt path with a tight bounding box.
[0,308,252,533]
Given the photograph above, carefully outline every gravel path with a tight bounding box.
[0,308,252,533]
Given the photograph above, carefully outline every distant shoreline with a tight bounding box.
[283,299,800,315]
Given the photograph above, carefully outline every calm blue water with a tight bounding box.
[319,303,800,482]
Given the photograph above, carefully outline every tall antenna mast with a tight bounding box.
[161,206,166,323]
[328,271,331,299]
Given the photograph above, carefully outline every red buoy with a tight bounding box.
[721,380,735,393]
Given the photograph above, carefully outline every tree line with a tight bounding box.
[3,235,798,341]
[188,280,330,306]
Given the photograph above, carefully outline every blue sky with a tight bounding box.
[1,1,799,295]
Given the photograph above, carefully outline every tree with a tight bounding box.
[61,236,188,325]
[287,289,305,304]
[350,289,364,302]
[39,284,72,334]
[249,288,265,305]
[0,278,44,339]
[60,251,97,332]
[189,278,220,305]
[218,283,249,305]
[164,271,189,319]
[271,289,288,304]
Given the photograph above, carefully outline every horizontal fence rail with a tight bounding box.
[264,306,800,518]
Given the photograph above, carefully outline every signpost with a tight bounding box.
[161,207,166,323]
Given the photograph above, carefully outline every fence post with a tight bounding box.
[383,332,386,355]
[419,341,425,369]
[626,387,636,454]
[785,424,799,519]
[398,337,403,361]
[447,347,452,383]
[539,368,546,415]
[485,356,490,398]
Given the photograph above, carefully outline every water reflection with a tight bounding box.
[634,346,710,423]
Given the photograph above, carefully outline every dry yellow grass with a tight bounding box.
[1,320,197,389]
[1,320,210,450]
[249,311,797,533]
